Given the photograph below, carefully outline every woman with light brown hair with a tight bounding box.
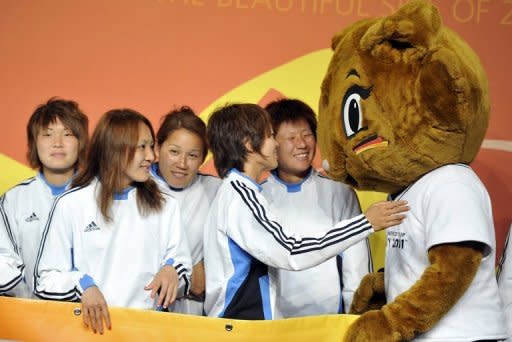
[34,109,192,335]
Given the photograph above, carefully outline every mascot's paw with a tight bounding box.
[349,271,385,314]
[344,310,400,342]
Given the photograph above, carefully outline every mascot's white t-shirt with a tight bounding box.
[386,164,507,341]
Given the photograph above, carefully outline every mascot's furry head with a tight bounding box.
[318,0,489,193]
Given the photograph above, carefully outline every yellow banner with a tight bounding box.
[0,297,358,341]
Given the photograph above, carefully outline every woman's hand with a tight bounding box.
[365,200,409,231]
[144,265,179,309]
[81,286,111,334]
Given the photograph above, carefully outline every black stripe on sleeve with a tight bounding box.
[34,287,80,301]
[174,263,190,296]
[0,271,24,293]
[289,227,372,254]
[234,180,296,251]
[230,180,371,256]
[175,263,187,276]
[336,255,345,313]
[366,238,374,273]
[235,180,371,249]
[235,180,370,246]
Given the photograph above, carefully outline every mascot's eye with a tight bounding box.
[343,93,362,137]
[341,85,372,138]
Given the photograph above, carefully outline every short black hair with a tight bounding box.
[265,98,317,139]
[207,103,272,178]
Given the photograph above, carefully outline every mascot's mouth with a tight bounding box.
[353,134,388,155]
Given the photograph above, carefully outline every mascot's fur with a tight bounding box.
[318,0,506,340]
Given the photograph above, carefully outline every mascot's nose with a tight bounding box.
[322,159,330,172]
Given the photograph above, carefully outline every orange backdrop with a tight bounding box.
[1,0,511,260]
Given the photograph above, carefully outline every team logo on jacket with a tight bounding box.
[25,212,39,222]
[84,221,100,232]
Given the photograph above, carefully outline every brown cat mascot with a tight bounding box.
[317,1,508,340]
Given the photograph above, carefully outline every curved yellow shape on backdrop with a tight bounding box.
[198,49,330,121]
[0,153,36,195]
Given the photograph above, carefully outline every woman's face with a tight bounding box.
[274,119,316,182]
[121,123,154,189]
[156,128,205,189]
[36,117,79,177]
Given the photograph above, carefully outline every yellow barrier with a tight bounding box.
[0,297,358,341]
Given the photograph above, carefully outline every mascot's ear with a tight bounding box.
[360,0,441,62]
[331,31,344,51]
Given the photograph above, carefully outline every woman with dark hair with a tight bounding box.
[151,106,220,315]
[203,103,408,320]
[34,109,192,334]
[262,98,372,317]
[0,97,88,298]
